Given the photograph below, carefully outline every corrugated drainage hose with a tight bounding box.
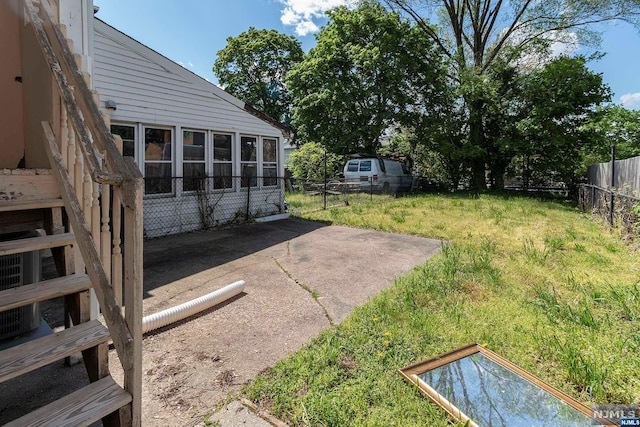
[142,280,246,333]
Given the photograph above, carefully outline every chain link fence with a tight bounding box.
[141,175,427,238]
[284,176,422,215]
[578,184,640,242]
[142,176,285,238]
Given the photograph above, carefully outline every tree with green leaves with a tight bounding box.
[516,56,611,188]
[286,142,345,181]
[582,105,640,164]
[213,28,304,124]
[384,0,640,188]
[287,1,447,155]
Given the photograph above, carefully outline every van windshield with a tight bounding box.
[359,160,371,172]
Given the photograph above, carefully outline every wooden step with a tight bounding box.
[0,319,109,383]
[0,171,61,202]
[0,274,91,313]
[4,375,131,427]
[0,198,65,212]
[0,232,75,256]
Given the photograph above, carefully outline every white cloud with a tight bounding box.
[278,0,356,36]
[621,93,640,109]
[512,29,580,70]
[293,19,319,35]
[549,31,579,57]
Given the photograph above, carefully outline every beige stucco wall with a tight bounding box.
[20,5,59,168]
[0,2,25,168]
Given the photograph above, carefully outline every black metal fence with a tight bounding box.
[578,184,640,241]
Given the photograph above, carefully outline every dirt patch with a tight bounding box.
[338,353,358,372]
[216,370,236,388]
[195,351,221,362]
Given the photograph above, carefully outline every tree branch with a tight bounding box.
[481,0,503,46]
[482,0,534,72]
[384,0,454,60]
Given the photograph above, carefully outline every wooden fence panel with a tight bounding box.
[588,155,640,195]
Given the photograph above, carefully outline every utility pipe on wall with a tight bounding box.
[142,280,246,334]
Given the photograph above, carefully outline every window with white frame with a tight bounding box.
[263,137,278,186]
[241,136,257,187]
[213,133,233,189]
[183,129,206,192]
[144,127,173,195]
[110,124,136,158]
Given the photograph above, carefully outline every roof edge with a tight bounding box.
[243,104,292,138]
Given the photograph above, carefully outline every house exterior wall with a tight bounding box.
[92,19,285,237]
[0,2,26,168]
[93,20,283,138]
[59,0,95,76]
[20,6,59,169]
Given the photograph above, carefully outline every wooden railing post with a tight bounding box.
[67,111,76,185]
[122,165,143,427]
[60,106,69,167]
[101,183,112,283]
[112,188,123,306]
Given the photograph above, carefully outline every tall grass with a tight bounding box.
[244,193,640,426]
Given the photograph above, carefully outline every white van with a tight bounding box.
[343,157,413,193]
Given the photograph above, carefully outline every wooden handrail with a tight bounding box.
[24,0,141,191]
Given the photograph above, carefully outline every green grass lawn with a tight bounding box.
[244,193,640,426]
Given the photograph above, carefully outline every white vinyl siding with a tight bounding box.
[94,19,286,237]
[93,20,283,137]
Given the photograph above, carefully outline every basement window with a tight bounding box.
[399,344,607,427]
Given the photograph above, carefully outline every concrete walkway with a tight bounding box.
[117,218,441,426]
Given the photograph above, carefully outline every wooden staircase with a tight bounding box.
[0,0,144,425]
[0,198,131,426]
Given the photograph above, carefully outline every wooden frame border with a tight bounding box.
[398,343,615,426]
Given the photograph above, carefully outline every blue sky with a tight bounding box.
[93,0,640,109]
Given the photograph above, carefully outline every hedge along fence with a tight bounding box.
[579,184,640,243]
[585,155,640,243]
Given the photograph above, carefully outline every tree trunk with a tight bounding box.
[491,160,507,190]
[470,159,486,190]
[467,100,487,190]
